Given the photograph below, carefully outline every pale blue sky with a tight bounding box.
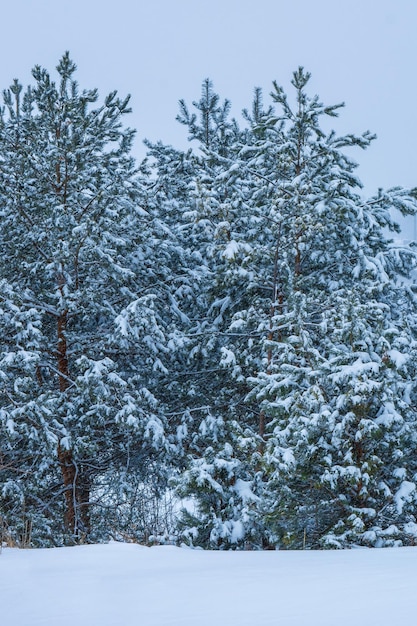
[1,0,416,235]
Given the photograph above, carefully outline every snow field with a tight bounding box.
[1,542,417,626]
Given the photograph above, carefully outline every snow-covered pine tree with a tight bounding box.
[147,81,271,549]
[246,68,417,548]
[0,54,180,545]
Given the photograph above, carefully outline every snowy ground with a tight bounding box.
[1,542,417,625]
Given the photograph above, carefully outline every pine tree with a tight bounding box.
[245,69,417,548]
[152,81,272,548]
[0,54,179,545]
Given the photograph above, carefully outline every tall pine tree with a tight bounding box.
[0,54,180,545]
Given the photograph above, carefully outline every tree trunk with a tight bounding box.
[58,443,77,534]
[56,308,79,537]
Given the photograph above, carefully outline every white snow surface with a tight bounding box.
[1,542,417,625]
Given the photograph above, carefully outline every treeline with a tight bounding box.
[1,54,417,549]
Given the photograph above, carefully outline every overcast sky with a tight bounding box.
[1,0,416,236]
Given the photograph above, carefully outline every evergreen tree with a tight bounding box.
[246,69,417,548]
[159,82,274,548]
[0,54,180,545]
